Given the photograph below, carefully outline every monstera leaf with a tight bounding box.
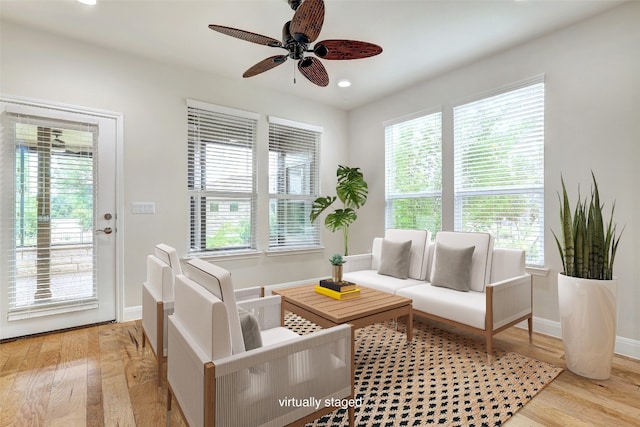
[310,165,368,255]
[336,165,368,209]
[324,208,357,232]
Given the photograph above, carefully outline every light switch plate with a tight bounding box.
[131,201,156,214]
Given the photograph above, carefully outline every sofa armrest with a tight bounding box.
[343,253,373,273]
[237,295,282,331]
[487,274,532,330]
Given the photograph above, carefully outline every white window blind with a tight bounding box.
[187,100,258,253]
[3,111,98,318]
[454,81,545,265]
[268,117,321,250]
[385,112,442,232]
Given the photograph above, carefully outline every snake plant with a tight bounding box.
[552,172,623,280]
[310,165,368,255]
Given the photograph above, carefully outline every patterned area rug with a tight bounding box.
[285,314,562,427]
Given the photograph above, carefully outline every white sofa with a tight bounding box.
[343,229,532,357]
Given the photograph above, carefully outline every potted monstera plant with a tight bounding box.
[310,165,368,255]
[552,172,623,379]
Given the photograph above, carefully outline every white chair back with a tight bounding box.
[184,259,246,355]
[174,273,233,361]
[145,254,175,302]
[154,243,183,276]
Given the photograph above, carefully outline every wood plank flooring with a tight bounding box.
[0,319,638,426]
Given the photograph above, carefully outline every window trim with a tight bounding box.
[267,115,323,252]
[186,99,259,255]
[384,109,443,233]
[452,77,545,266]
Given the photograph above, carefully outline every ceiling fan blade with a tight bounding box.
[314,40,383,60]
[209,24,282,47]
[298,57,329,87]
[243,55,288,78]
[290,0,325,43]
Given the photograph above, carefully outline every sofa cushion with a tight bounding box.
[342,270,426,294]
[397,284,487,330]
[431,231,494,292]
[378,239,412,279]
[431,243,475,292]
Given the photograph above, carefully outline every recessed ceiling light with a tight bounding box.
[77,0,97,5]
[337,79,352,88]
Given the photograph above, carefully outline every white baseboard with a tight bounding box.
[517,316,640,360]
[123,305,142,322]
[121,304,639,360]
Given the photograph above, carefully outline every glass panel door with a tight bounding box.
[1,102,117,338]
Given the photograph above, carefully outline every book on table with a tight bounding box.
[315,285,360,300]
[319,279,357,293]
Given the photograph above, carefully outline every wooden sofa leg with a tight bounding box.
[528,317,533,343]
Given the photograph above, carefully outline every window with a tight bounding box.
[385,112,442,232]
[268,117,321,250]
[383,78,545,266]
[454,81,544,265]
[187,100,259,253]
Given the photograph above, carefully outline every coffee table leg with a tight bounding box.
[407,308,413,342]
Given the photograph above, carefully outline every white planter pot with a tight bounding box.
[558,273,617,380]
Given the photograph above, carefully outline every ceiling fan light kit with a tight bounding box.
[208,0,382,87]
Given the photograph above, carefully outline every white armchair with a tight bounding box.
[167,259,355,427]
[142,243,182,386]
[142,243,264,387]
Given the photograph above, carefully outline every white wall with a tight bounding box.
[348,2,640,347]
[0,21,349,311]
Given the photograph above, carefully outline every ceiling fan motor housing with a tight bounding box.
[283,21,308,60]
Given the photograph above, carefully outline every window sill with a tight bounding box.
[185,249,262,262]
[266,247,325,257]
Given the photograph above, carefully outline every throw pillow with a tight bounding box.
[378,239,412,279]
[431,242,475,292]
[237,307,263,351]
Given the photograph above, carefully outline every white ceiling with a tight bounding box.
[0,0,625,110]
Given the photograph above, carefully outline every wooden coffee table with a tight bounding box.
[272,284,413,341]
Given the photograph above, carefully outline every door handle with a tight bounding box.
[96,227,113,234]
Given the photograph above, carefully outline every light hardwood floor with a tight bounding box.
[1,319,639,426]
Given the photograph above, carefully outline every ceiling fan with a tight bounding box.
[208,0,382,87]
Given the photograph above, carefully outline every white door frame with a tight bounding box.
[0,94,125,326]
